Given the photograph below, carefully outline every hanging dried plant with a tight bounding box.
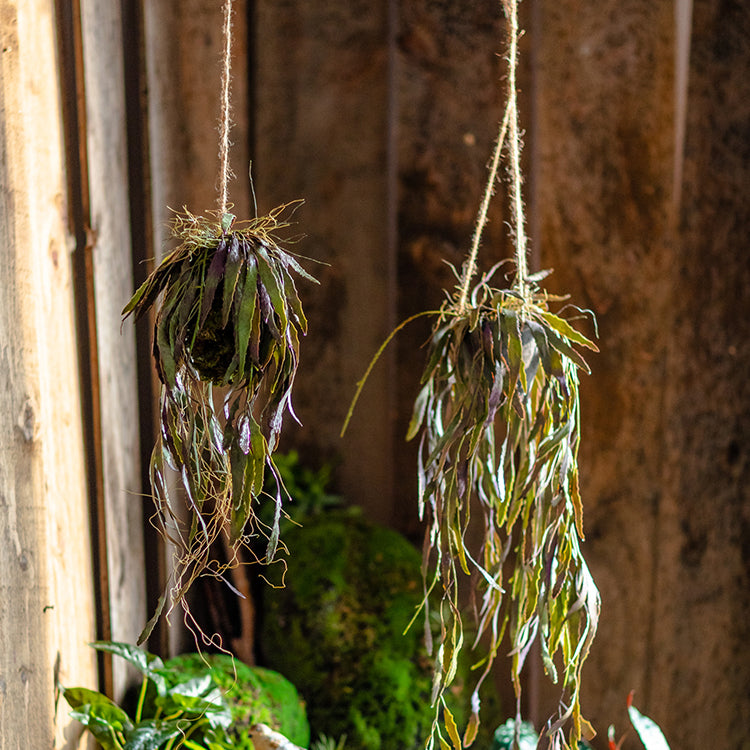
[345,1,599,747]
[123,204,316,640]
[408,277,600,750]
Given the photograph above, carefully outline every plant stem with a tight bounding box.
[135,676,148,723]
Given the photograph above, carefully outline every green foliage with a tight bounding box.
[491,719,539,750]
[163,653,310,748]
[310,735,347,750]
[406,277,600,750]
[61,642,309,750]
[260,510,502,750]
[122,204,317,638]
[625,704,671,750]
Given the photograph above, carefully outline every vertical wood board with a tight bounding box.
[80,0,146,696]
[0,1,97,747]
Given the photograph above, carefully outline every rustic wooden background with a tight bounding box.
[1,1,748,748]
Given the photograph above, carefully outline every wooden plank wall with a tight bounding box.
[1,0,148,746]
[0,1,98,747]
[2,1,748,748]
[255,1,397,522]
[533,2,750,745]
[252,1,750,746]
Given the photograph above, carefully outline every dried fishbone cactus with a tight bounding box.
[123,203,317,637]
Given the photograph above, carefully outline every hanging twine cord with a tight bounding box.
[457,0,528,312]
[218,0,234,217]
[502,0,529,299]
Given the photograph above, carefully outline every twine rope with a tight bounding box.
[218,0,234,216]
[457,0,528,312]
[502,0,529,300]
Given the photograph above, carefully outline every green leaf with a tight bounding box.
[199,240,229,328]
[168,674,213,699]
[442,705,462,750]
[64,688,133,749]
[236,257,258,377]
[221,213,236,232]
[256,244,288,334]
[280,265,308,333]
[91,642,165,677]
[221,236,243,328]
[277,246,319,284]
[123,721,182,750]
[500,309,522,398]
[463,711,480,747]
[539,311,598,351]
[628,704,671,750]
[121,274,153,318]
[156,311,177,386]
[63,687,131,728]
[138,593,167,646]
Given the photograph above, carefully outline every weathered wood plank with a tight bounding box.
[649,2,750,745]
[533,0,677,733]
[534,0,750,745]
[144,0,250,250]
[0,1,97,747]
[80,0,146,697]
[395,0,512,537]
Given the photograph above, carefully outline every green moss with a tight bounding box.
[165,653,310,747]
[260,510,502,749]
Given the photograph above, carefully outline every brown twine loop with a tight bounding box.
[457,0,529,313]
[218,0,234,216]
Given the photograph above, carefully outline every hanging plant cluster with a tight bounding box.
[121,0,318,641]
[408,279,600,750]
[346,1,600,747]
[123,204,316,639]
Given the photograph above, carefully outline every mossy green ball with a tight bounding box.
[260,510,432,749]
[260,510,502,749]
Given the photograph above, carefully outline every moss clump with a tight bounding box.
[165,653,310,748]
[260,509,501,749]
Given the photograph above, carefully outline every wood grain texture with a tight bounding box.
[650,2,750,745]
[254,1,396,522]
[80,0,146,698]
[534,0,750,745]
[0,1,97,747]
[395,0,513,538]
[145,0,250,251]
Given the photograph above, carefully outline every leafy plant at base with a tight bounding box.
[60,642,309,750]
[488,694,671,750]
[122,204,317,639]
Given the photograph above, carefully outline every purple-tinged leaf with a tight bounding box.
[221,235,243,328]
[199,239,229,328]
